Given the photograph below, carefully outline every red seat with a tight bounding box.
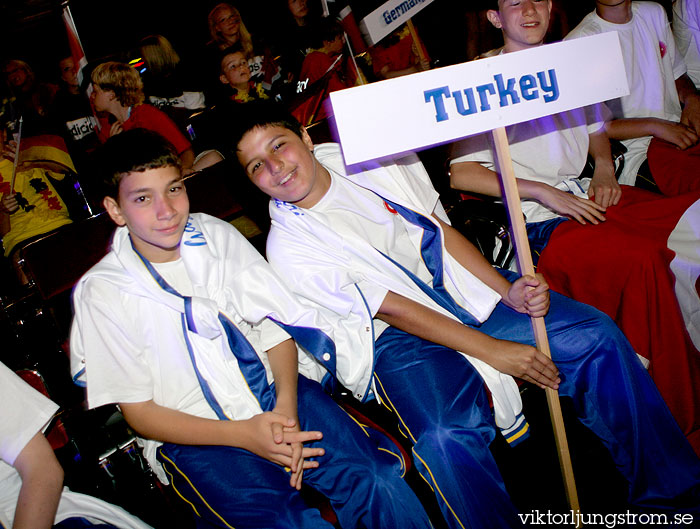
[15,368,71,451]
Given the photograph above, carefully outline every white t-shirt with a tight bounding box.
[673,0,700,88]
[566,2,687,185]
[0,362,151,528]
[311,171,433,336]
[450,106,603,223]
[71,215,295,482]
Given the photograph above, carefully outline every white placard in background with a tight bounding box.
[330,32,629,165]
[359,0,435,45]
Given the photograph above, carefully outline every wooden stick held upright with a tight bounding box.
[491,126,581,515]
[10,116,23,193]
[406,20,428,65]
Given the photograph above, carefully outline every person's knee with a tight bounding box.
[418,420,495,461]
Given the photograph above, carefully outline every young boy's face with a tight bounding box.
[487,0,552,53]
[103,165,189,263]
[90,83,114,112]
[324,34,345,56]
[238,125,330,209]
[220,52,251,88]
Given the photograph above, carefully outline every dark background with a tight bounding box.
[0,0,672,85]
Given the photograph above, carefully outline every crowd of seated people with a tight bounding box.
[1,1,700,527]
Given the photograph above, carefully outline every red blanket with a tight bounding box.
[647,137,700,196]
[538,186,700,454]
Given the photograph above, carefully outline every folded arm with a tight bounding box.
[449,160,606,225]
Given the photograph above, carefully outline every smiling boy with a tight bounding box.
[69,128,431,529]
[233,101,700,527]
[450,0,700,456]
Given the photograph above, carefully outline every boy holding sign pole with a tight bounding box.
[449,0,700,457]
[231,101,700,528]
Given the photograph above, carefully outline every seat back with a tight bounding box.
[15,212,115,302]
[15,368,71,450]
[183,161,243,222]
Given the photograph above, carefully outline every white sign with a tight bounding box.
[359,0,435,45]
[330,32,629,165]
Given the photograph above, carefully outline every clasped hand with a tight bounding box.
[243,410,324,490]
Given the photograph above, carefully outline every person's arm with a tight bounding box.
[119,399,323,471]
[432,213,549,317]
[604,115,698,149]
[676,72,700,135]
[12,431,64,529]
[587,129,621,208]
[376,291,560,389]
[266,338,308,490]
[449,160,607,224]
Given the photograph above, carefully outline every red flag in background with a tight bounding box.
[62,3,88,87]
[62,3,100,132]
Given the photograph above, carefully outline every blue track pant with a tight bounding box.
[157,376,432,529]
[374,289,700,529]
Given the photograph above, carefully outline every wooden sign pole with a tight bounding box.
[406,20,427,65]
[491,126,580,516]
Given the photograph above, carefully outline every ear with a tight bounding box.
[103,196,126,226]
[301,127,314,151]
[219,73,229,85]
[486,9,502,30]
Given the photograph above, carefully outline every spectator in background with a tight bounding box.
[369,26,430,80]
[2,60,59,136]
[90,62,195,174]
[292,19,361,124]
[298,19,360,94]
[139,34,206,122]
[207,3,254,55]
[218,46,270,103]
[673,0,700,89]
[0,127,72,261]
[207,3,280,86]
[273,0,324,83]
[48,56,100,173]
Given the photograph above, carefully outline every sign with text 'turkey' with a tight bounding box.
[330,32,629,166]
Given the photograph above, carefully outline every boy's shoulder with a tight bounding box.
[183,211,248,249]
[631,1,671,24]
[74,245,133,302]
[567,2,666,40]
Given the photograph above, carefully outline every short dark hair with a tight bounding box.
[313,18,345,49]
[225,101,304,156]
[96,128,181,200]
[219,44,246,73]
